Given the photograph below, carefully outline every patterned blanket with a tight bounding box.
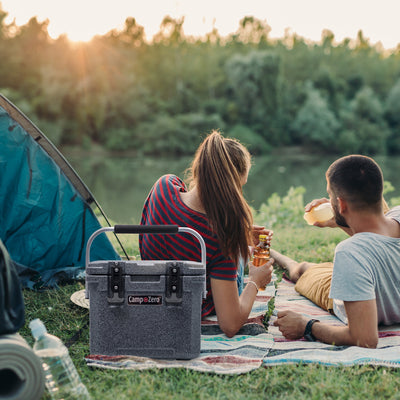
[85,277,277,374]
[264,277,400,368]
[83,273,400,373]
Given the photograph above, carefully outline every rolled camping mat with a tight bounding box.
[0,333,45,400]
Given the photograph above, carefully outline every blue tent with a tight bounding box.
[0,94,121,288]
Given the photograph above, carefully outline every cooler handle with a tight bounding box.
[85,225,207,268]
[114,224,178,234]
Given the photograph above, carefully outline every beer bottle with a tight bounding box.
[252,234,271,290]
[253,234,270,266]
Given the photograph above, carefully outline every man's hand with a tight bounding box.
[304,198,330,213]
[273,310,308,340]
[251,225,273,247]
[305,198,337,228]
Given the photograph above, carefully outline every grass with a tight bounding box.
[19,193,400,399]
[20,279,400,400]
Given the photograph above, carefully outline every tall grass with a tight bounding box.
[19,187,400,399]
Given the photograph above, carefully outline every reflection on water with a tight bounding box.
[64,150,400,224]
[65,153,193,224]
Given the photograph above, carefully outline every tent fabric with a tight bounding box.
[0,94,120,289]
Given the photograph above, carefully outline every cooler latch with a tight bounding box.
[108,262,125,305]
[166,262,183,305]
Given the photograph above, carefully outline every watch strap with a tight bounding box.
[303,318,320,341]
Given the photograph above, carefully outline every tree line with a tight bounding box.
[1,7,400,156]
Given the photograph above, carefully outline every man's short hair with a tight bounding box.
[326,155,383,210]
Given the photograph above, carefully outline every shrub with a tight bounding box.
[253,186,306,228]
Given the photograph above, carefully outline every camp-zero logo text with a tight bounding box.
[128,295,163,305]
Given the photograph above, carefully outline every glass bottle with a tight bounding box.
[252,234,271,290]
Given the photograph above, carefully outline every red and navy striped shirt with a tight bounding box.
[139,174,237,317]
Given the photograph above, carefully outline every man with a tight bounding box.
[272,155,400,348]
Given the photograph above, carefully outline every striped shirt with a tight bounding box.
[139,174,237,317]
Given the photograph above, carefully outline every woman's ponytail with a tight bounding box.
[187,130,253,265]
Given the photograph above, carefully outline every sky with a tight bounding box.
[1,0,400,49]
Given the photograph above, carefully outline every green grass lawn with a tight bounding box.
[19,223,400,400]
[19,188,400,399]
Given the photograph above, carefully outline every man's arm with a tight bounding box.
[274,299,378,348]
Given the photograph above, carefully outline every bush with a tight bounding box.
[105,127,135,151]
[253,186,306,228]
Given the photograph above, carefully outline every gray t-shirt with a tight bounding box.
[329,206,400,325]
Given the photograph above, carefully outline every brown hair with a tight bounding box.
[186,130,253,264]
[326,155,383,212]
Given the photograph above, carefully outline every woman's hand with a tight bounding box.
[211,257,274,338]
[248,258,274,289]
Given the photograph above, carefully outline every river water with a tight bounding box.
[64,149,400,224]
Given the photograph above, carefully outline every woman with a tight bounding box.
[139,130,274,337]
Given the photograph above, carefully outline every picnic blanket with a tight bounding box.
[84,276,277,374]
[264,277,400,368]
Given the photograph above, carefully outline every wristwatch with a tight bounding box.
[303,319,320,341]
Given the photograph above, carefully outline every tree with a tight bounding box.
[355,30,371,53]
[291,83,340,150]
[9,17,51,95]
[386,78,400,126]
[385,78,400,153]
[1,7,400,155]
[233,16,271,45]
[321,29,335,51]
[314,66,344,114]
[105,17,145,48]
[153,16,185,45]
[338,86,389,154]
[0,5,15,87]
[0,5,10,39]
[225,50,282,142]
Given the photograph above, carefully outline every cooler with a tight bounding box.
[85,225,207,360]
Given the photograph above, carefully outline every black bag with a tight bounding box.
[0,240,25,334]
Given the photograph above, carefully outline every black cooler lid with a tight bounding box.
[86,260,205,276]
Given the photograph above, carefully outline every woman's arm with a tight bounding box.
[210,258,274,337]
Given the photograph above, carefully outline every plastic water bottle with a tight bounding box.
[29,319,91,399]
